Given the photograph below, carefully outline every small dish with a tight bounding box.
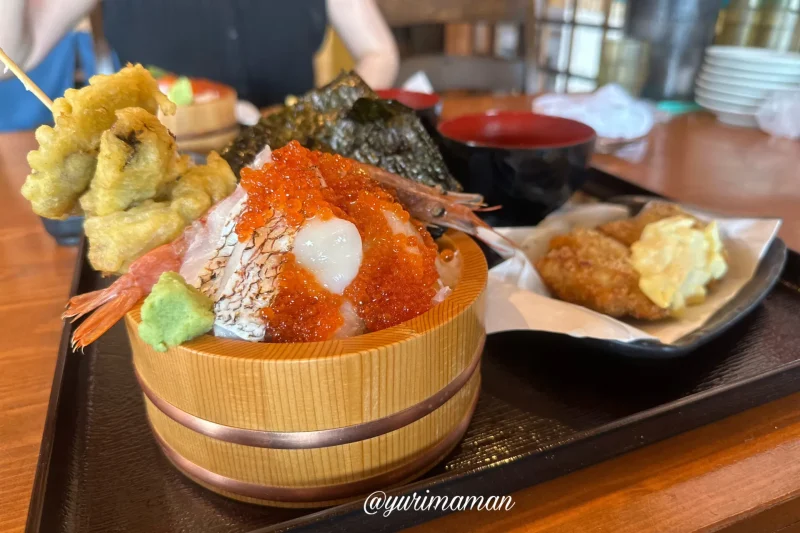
[694,87,763,107]
[705,46,800,67]
[437,111,596,226]
[596,195,787,358]
[695,95,759,128]
[697,72,800,91]
[695,94,759,112]
[497,194,786,360]
[701,65,800,84]
[704,57,800,77]
[695,78,793,99]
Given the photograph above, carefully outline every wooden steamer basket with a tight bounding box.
[125,231,487,507]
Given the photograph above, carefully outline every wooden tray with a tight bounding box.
[26,169,800,532]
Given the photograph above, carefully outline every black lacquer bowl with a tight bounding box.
[438,111,596,226]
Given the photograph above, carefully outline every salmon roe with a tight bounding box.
[237,141,442,342]
[261,255,346,343]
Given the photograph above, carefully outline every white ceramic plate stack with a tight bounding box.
[695,46,800,127]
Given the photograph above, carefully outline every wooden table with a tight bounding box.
[0,98,798,533]
[0,134,77,533]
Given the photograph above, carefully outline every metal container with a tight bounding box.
[625,0,723,100]
[716,0,766,46]
[597,37,651,96]
[717,0,800,51]
[758,0,800,51]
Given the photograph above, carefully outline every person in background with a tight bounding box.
[0,0,399,130]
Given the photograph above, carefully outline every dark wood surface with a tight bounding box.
[376,0,529,26]
[1,96,799,532]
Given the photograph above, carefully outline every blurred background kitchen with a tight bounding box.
[1,0,799,132]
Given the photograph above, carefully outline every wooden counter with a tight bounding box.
[0,99,798,532]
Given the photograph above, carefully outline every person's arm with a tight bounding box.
[326,0,399,89]
[0,0,97,80]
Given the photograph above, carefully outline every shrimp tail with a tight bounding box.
[64,237,187,348]
[70,287,144,350]
[63,275,136,321]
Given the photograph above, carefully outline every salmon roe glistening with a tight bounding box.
[237,141,442,343]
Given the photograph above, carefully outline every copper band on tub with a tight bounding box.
[152,382,479,503]
[136,335,485,449]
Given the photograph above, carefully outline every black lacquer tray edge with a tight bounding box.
[24,168,800,533]
[25,237,87,533]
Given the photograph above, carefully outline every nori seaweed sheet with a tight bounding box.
[221,72,461,192]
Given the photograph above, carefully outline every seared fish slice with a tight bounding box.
[213,218,295,341]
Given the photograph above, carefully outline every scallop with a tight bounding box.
[293,216,363,295]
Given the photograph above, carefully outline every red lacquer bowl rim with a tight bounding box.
[376,88,441,110]
[438,110,597,150]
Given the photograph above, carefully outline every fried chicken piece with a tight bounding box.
[22,64,175,219]
[80,108,188,216]
[536,228,668,320]
[598,201,693,246]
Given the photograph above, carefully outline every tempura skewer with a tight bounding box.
[0,46,54,111]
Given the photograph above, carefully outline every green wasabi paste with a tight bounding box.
[167,76,194,106]
[138,272,214,352]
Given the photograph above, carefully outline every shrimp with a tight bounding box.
[63,160,517,349]
[362,164,517,257]
[63,183,248,349]
[64,238,187,349]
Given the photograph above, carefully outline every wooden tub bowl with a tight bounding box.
[125,231,487,507]
[157,78,239,153]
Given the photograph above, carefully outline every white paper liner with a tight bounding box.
[486,203,782,344]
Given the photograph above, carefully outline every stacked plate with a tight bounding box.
[695,46,800,127]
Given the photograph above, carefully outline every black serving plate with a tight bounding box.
[517,193,786,360]
[477,181,787,360]
[26,169,800,533]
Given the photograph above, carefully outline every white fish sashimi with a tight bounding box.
[335,300,366,338]
[436,251,461,289]
[432,281,452,304]
[248,145,273,170]
[384,208,459,304]
[383,209,419,239]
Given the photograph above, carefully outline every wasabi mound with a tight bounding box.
[138,272,214,351]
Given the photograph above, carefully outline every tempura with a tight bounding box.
[22,64,176,219]
[80,107,188,216]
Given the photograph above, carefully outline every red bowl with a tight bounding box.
[375,89,441,110]
[437,111,595,149]
[437,111,597,225]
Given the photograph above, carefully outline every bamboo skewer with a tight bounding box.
[0,46,54,111]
